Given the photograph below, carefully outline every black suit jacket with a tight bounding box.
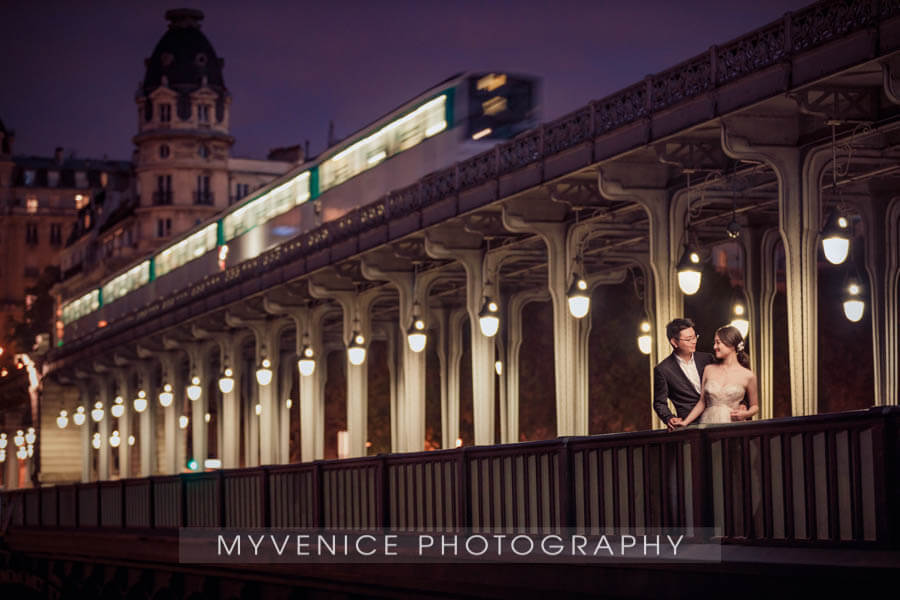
[653,351,715,424]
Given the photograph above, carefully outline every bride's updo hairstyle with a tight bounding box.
[716,325,750,368]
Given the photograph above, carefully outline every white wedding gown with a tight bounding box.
[700,379,746,424]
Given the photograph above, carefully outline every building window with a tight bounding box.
[160,144,170,158]
[24,170,35,186]
[157,218,172,238]
[159,103,171,122]
[75,171,88,188]
[154,174,172,205]
[50,223,62,246]
[198,145,209,158]
[233,183,250,204]
[25,223,38,245]
[48,171,59,187]
[24,266,39,279]
[26,196,38,213]
[198,104,210,123]
[195,175,212,205]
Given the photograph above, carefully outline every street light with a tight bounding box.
[730,302,750,338]
[133,390,148,413]
[256,358,273,386]
[566,276,590,319]
[843,280,865,322]
[676,246,702,295]
[407,317,427,353]
[298,345,316,377]
[159,384,174,407]
[347,332,367,366]
[111,396,125,418]
[637,321,652,355]
[57,410,69,429]
[821,210,851,265]
[218,369,234,394]
[187,376,202,401]
[478,298,500,337]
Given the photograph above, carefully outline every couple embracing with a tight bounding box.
[653,318,759,430]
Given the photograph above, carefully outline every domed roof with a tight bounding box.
[140,9,227,98]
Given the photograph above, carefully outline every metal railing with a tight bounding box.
[151,190,173,205]
[2,407,897,549]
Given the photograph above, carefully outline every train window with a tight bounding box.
[102,261,150,305]
[319,94,447,193]
[467,74,538,140]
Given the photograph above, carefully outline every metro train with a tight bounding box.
[60,72,540,342]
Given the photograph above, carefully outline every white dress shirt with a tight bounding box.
[675,352,702,395]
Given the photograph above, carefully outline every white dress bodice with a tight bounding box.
[700,379,746,424]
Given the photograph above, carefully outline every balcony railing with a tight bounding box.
[151,191,172,206]
[3,407,897,549]
[193,191,214,206]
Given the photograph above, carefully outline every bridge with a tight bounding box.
[3,0,900,597]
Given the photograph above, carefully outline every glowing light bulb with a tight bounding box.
[478,298,499,337]
[73,406,86,426]
[91,402,104,422]
[348,333,367,366]
[298,345,316,376]
[57,410,69,429]
[179,415,189,429]
[566,277,590,319]
[159,384,174,407]
[637,321,652,355]
[187,377,202,401]
[111,396,124,418]
[133,390,148,413]
[256,358,273,386]
[407,318,427,353]
[218,369,234,394]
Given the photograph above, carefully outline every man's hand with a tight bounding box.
[666,417,684,431]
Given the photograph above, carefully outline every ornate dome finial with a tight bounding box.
[165,8,204,30]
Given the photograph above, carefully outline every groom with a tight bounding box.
[653,317,714,431]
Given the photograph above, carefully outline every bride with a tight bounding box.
[682,325,759,425]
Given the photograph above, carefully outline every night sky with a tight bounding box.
[1,0,809,161]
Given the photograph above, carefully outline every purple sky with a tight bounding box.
[1,0,809,161]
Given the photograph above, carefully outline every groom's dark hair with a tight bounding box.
[666,318,696,342]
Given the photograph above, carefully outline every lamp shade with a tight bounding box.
[218,369,234,394]
[566,277,590,318]
[133,390,148,413]
[111,396,125,418]
[822,210,851,265]
[637,321,652,355]
[298,345,316,376]
[478,298,500,337]
[159,384,174,407]
[187,377,202,401]
[407,318,427,353]
[73,406,86,426]
[57,410,69,429]
[348,332,367,366]
[676,248,702,295]
[843,281,865,322]
[256,358,273,386]
[91,402,104,422]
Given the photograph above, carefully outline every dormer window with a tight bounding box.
[75,171,88,188]
[159,103,171,123]
[48,170,59,187]
[198,104,210,123]
[23,170,35,186]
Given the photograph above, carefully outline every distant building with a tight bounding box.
[51,8,295,320]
